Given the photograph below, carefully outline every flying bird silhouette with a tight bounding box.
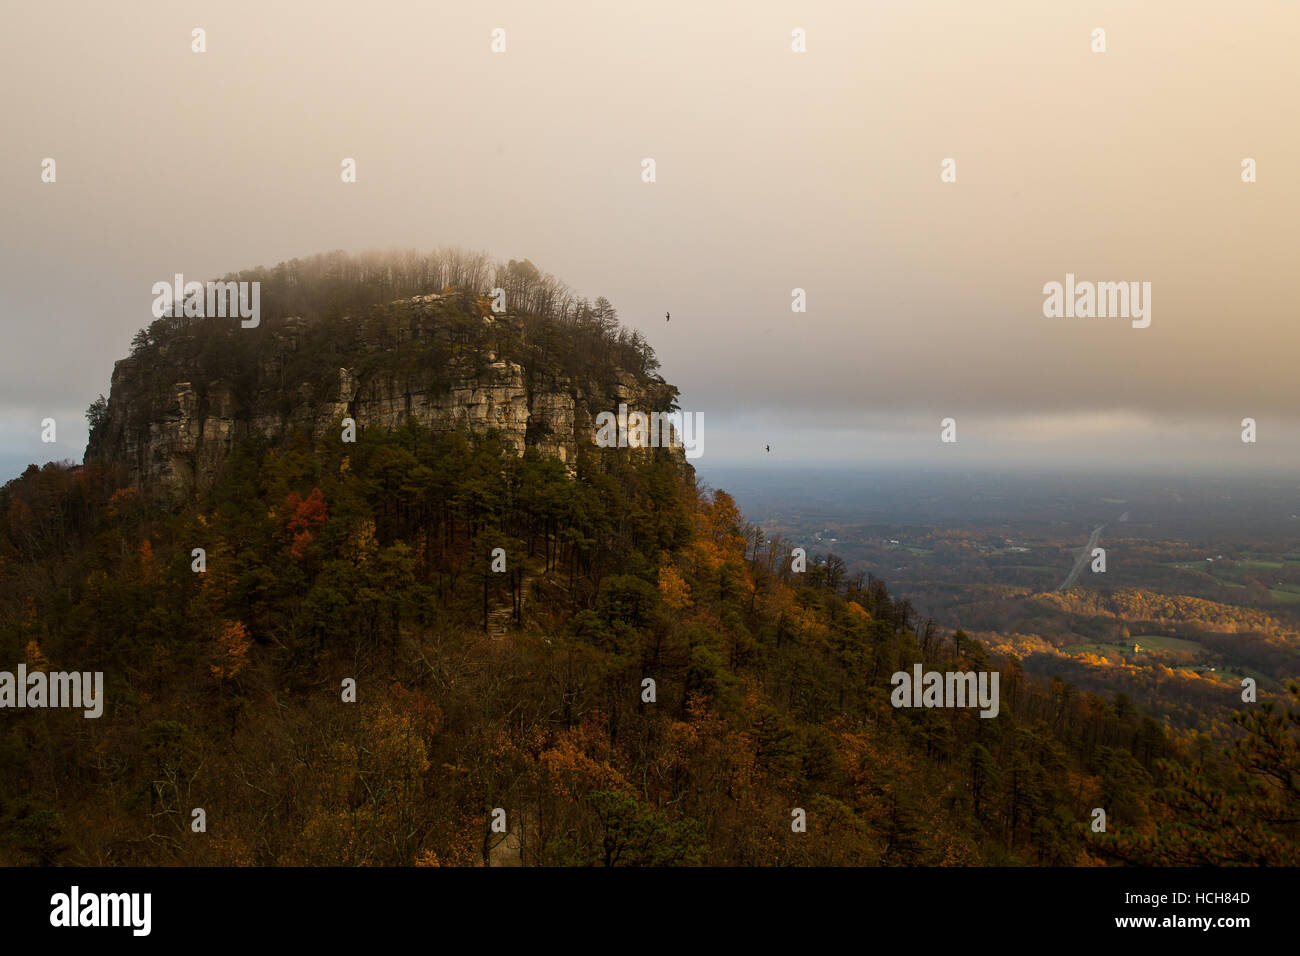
[665,311,670,322]
[765,444,770,453]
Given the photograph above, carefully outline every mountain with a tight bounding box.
[0,251,1295,867]
[86,255,684,500]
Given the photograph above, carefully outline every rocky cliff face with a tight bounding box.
[86,291,686,500]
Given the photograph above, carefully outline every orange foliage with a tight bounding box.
[285,488,328,557]
[24,639,50,670]
[210,621,252,681]
[138,539,155,578]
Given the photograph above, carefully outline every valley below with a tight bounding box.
[705,465,1300,737]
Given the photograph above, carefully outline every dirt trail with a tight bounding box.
[486,560,545,637]
[487,827,522,866]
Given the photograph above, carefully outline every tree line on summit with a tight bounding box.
[121,248,661,382]
[0,252,1295,865]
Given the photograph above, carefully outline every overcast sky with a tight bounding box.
[3,0,1298,482]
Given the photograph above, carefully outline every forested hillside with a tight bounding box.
[0,254,1295,866]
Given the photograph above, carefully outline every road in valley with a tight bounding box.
[1057,523,1105,591]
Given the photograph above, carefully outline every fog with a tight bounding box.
[2,0,1297,480]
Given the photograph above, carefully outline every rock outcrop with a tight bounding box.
[86,291,686,500]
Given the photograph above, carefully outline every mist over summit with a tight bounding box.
[85,249,687,500]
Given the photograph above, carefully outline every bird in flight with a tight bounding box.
[765,444,770,453]
[665,311,670,322]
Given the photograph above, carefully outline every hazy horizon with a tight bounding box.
[4,0,1298,483]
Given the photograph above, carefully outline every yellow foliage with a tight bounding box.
[844,601,871,620]
[658,564,692,610]
[347,519,379,565]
